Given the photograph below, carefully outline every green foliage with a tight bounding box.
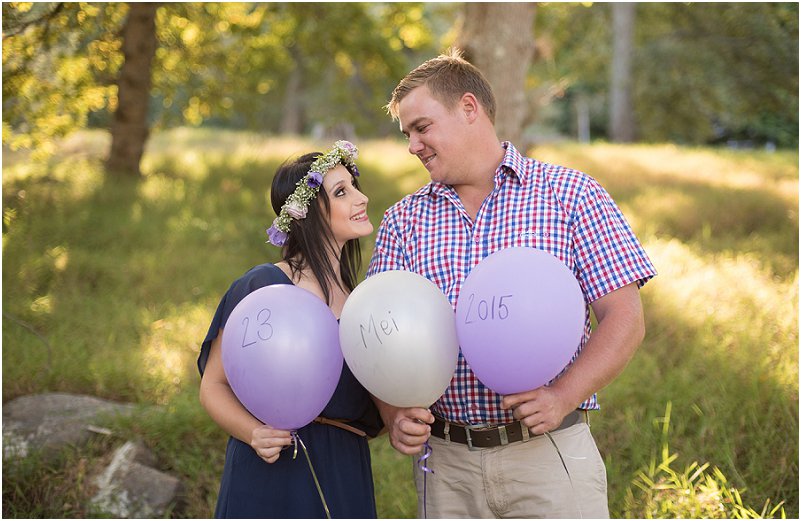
[149,2,426,134]
[2,2,440,155]
[624,403,786,519]
[5,3,796,156]
[532,3,798,146]
[635,3,798,147]
[2,2,126,156]
[2,131,797,517]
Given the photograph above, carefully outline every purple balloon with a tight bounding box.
[455,248,585,395]
[221,284,342,430]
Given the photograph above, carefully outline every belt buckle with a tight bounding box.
[498,424,509,445]
[464,423,489,451]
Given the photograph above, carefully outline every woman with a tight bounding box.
[198,141,380,518]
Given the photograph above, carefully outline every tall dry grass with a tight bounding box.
[3,130,796,517]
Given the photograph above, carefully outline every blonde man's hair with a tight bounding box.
[385,48,497,124]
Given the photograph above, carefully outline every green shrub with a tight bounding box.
[624,402,786,519]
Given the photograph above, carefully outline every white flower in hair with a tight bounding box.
[284,200,308,220]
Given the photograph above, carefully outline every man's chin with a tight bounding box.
[428,169,447,184]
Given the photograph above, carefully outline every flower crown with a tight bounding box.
[266,140,360,246]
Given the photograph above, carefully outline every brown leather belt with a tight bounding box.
[430,410,587,449]
[313,416,367,438]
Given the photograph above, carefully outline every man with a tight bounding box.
[367,49,656,518]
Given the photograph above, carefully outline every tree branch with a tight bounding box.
[2,2,64,40]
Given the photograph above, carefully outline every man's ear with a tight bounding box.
[460,92,480,123]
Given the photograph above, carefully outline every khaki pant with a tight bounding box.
[413,422,609,518]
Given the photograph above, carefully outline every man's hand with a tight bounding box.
[501,386,573,436]
[373,398,434,455]
[503,283,646,436]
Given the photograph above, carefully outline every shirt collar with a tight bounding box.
[424,141,529,197]
[497,141,529,183]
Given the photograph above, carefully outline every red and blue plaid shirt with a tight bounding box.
[367,142,656,425]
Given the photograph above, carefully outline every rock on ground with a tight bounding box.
[3,392,135,460]
[89,440,184,518]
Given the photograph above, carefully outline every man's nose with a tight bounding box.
[408,136,424,156]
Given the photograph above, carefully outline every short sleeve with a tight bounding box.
[197,263,291,376]
[572,179,657,303]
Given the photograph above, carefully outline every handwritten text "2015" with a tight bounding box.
[463,294,513,324]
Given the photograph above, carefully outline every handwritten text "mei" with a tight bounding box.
[359,312,399,348]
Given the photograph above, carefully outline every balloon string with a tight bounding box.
[292,431,332,519]
[418,440,434,473]
[417,441,434,518]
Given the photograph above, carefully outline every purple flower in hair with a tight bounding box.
[339,140,358,158]
[306,171,323,188]
[266,224,288,246]
[351,164,360,177]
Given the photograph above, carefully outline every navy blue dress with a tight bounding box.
[199,263,381,519]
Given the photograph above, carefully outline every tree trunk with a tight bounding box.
[609,2,636,143]
[576,93,591,143]
[456,3,536,147]
[107,3,158,176]
[280,45,305,135]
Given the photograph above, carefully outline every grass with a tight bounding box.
[624,402,787,519]
[3,129,797,518]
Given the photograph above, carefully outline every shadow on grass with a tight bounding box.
[2,136,419,398]
[2,137,426,517]
[3,135,797,518]
[548,148,798,278]
[596,273,798,517]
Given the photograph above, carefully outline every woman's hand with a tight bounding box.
[250,425,293,464]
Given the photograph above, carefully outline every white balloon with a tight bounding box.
[339,270,459,408]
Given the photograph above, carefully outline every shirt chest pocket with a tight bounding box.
[499,204,575,266]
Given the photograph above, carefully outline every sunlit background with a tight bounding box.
[3,2,797,518]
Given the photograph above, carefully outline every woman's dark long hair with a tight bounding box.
[270,152,363,304]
